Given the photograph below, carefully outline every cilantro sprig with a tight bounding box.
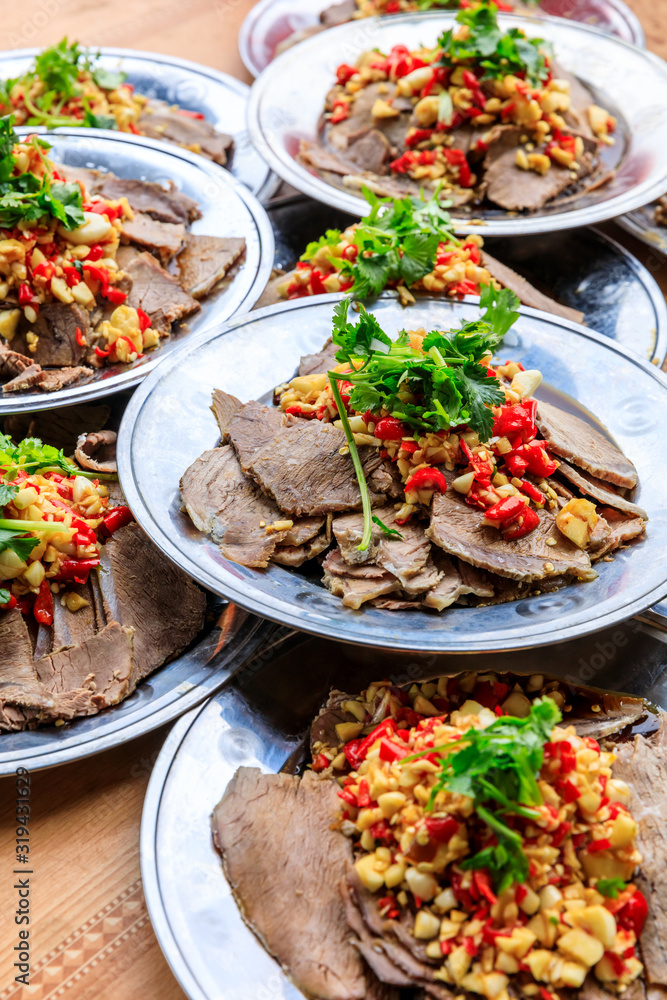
[412,697,562,892]
[0,116,84,230]
[301,186,458,299]
[439,2,551,84]
[327,285,519,549]
[597,878,628,900]
[0,433,115,482]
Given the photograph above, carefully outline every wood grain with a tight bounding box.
[0,0,663,998]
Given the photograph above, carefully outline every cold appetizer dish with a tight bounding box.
[0,119,245,396]
[180,291,646,613]
[214,674,662,1000]
[300,3,618,212]
[263,187,582,322]
[0,39,233,165]
[0,431,205,731]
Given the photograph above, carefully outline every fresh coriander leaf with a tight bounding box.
[353,252,393,298]
[597,878,628,900]
[372,515,404,539]
[0,528,39,563]
[83,108,118,130]
[300,228,343,262]
[479,283,521,339]
[0,483,19,507]
[46,180,85,229]
[0,587,12,606]
[91,66,126,91]
[33,39,83,98]
[439,2,549,85]
[399,232,440,287]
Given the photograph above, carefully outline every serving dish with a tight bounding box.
[0,46,277,199]
[140,622,667,1000]
[0,129,274,415]
[0,600,278,775]
[247,12,667,233]
[268,196,667,360]
[239,0,645,77]
[118,295,667,653]
[618,201,667,255]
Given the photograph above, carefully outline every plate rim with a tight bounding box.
[0,608,276,775]
[247,10,667,232]
[118,292,667,653]
[617,207,667,255]
[238,0,645,77]
[0,127,275,415]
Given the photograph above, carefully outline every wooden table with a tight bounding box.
[0,1,665,997]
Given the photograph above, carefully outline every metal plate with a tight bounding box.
[140,622,667,1000]
[118,294,667,653]
[267,196,667,361]
[0,46,277,199]
[0,600,278,776]
[240,0,644,77]
[247,12,667,233]
[0,129,275,414]
[618,202,667,255]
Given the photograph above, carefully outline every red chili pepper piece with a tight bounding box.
[378,736,410,763]
[502,505,540,540]
[375,417,406,441]
[336,63,358,84]
[484,495,527,524]
[404,466,448,493]
[588,838,612,853]
[54,557,101,584]
[137,308,152,333]
[617,890,648,937]
[18,283,33,306]
[473,870,497,905]
[99,505,134,539]
[33,579,54,626]
[0,592,17,610]
[311,753,329,772]
[356,778,372,808]
[337,787,358,806]
[425,815,459,844]
[558,778,581,803]
[493,400,536,437]
[104,286,128,305]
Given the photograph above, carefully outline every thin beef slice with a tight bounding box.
[93,175,201,225]
[536,400,638,489]
[177,234,246,298]
[121,212,186,263]
[212,768,370,1000]
[138,100,234,166]
[21,302,90,367]
[116,247,200,336]
[75,429,118,474]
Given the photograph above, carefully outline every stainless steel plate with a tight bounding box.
[140,623,667,1000]
[247,12,667,233]
[0,129,275,414]
[0,46,277,199]
[240,0,644,77]
[618,202,667,255]
[0,601,278,775]
[267,197,667,361]
[118,295,667,653]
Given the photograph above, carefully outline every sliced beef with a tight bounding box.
[33,621,135,716]
[180,445,295,568]
[323,550,400,608]
[97,521,205,684]
[427,487,595,583]
[310,688,358,756]
[346,129,392,174]
[93,175,201,225]
[0,610,55,722]
[0,341,34,381]
[535,400,638,490]
[2,363,43,393]
[299,140,357,177]
[332,509,431,584]
[589,509,646,560]
[226,398,285,472]
[50,581,101,651]
[115,247,200,336]
[35,366,93,391]
[211,388,242,437]
[422,552,495,611]
[368,460,404,500]
[555,460,647,519]
[272,530,331,567]
[245,417,386,517]
[121,212,186,263]
[75,429,117,473]
[299,339,337,376]
[482,253,584,325]
[138,100,233,166]
[320,0,356,25]
[20,302,90,367]
[177,234,246,298]
[212,768,370,1000]
[614,715,667,988]
[483,126,596,211]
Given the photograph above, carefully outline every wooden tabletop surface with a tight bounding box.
[0,1,665,998]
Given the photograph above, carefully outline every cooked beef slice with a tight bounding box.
[481,253,584,325]
[35,366,93,391]
[299,338,337,376]
[93,175,201,225]
[535,400,638,489]
[97,522,205,684]
[226,398,285,471]
[138,100,233,166]
[177,234,246,298]
[332,509,431,583]
[555,460,647,519]
[115,247,200,336]
[310,688,357,755]
[33,621,135,716]
[299,140,358,176]
[180,446,294,567]
[588,515,612,551]
[212,768,370,1000]
[50,580,101,652]
[0,342,34,381]
[345,129,392,174]
[272,529,331,567]
[427,488,595,583]
[422,552,495,611]
[320,0,356,25]
[368,460,404,499]
[211,389,243,437]
[482,126,596,211]
[614,716,667,987]
[121,212,186,263]
[0,610,55,717]
[589,509,646,561]
[246,418,387,516]
[323,550,401,609]
[1,363,43,392]
[18,302,90,366]
[75,429,117,473]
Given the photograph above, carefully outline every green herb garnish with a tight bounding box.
[372,515,404,539]
[0,586,12,605]
[597,878,628,900]
[416,697,562,892]
[439,2,551,84]
[0,527,39,563]
[0,116,84,230]
[302,186,458,299]
[0,433,115,482]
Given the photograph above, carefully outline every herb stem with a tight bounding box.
[329,372,373,552]
[0,518,74,535]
